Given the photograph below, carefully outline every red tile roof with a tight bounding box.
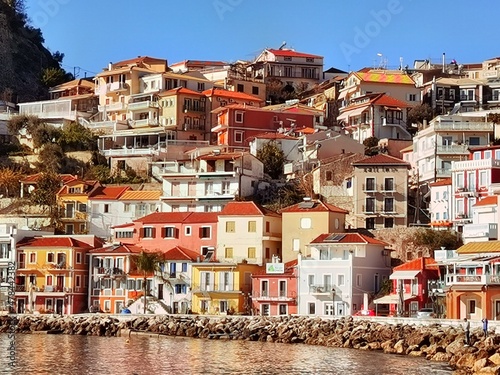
[474,196,498,207]
[17,236,92,248]
[248,132,297,141]
[371,93,413,108]
[429,178,452,187]
[89,186,130,200]
[352,154,410,166]
[202,88,263,102]
[219,201,280,217]
[295,126,316,134]
[135,212,218,224]
[112,56,166,68]
[89,243,144,254]
[311,233,387,245]
[393,257,438,271]
[20,173,77,185]
[163,246,200,261]
[266,49,322,59]
[197,151,248,161]
[159,87,205,97]
[281,200,348,214]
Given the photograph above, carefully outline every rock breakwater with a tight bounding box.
[1,314,499,374]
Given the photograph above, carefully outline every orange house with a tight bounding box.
[440,241,500,320]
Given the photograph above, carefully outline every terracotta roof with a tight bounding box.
[17,237,92,248]
[295,126,316,134]
[474,196,498,207]
[89,186,130,200]
[281,200,348,214]
[248,132,297,141]
[354,71,415,85]
[202,88,263,102]
[51,79,95,91]
[311,233,388,245]
[163,246,200,261]
[159,87,205,97]
[266,49,322,59]
[400,144,413,153]
[371,94,413,108]
[197,151,250,161]
[219,201,280,217]
[119,190,162,201]
[112,56,166,68]
[352,154,410,166]
[136,212,218,224]
[170,60,226,67]
[20,173,77,185]
[89,243,144,254]
[429,178,452,187]
[457,241,500,254]
[393,257,438,271]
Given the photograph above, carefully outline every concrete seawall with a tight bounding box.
[1,314,499,374]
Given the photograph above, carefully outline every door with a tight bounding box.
[17,299,25,314]
[115,301,124,314]
[496,301,500,320]
[56,299,64,315]
[336,302,345,316]
[410,301,419,317]
[158,284,164,300]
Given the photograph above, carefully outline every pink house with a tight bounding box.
[112,212,218,257]
[374,257,440,317]
[251,259,298,316]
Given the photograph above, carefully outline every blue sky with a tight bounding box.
[25,0,500,78]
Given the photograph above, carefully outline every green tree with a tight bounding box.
[256,141,286,180]
[36,143,64,173]
[407,103,434,126]
[40,67,73,88]
[363,137,379,156]
[413,228,462,255]
[58,122,97,152]
[29,172,60,208]
[132,251,163,314]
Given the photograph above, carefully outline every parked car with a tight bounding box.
[415,308,435,318]
[353,309,376,317]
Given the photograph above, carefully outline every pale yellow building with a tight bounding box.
[281,199,348,263]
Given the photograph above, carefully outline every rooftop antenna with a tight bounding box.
[399,57,403,70]
[279,41,287,50]
[377,53,387,70]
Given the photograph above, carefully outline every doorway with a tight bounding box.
[56,299,64,315]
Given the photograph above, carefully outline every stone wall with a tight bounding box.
[1,314,499,374]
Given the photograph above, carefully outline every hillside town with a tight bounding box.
[2,46,500,323]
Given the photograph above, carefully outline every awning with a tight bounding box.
[338,87,355,100]
[373,293,416,304]
[337,106,369,122]
[390,270,420,280]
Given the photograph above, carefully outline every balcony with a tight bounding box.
[253,290,296,301]
[93,267,124,277]
[191,283,237,293]
[129,118,159,128]
[128,100,159,111]
[462,223,498,241]
[436,144,469,155]
[445,273,500,285]
[102,146,160,157]
[432,121,493,132]
[452,158,500,171]
[98,102,125,112]
[309,284,332,295]
[59,210,87,222]
[455,187,474,197]
[106,82,129,94]
[183,105,205,113]
[362,184,377,193]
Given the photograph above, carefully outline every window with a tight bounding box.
[384,218,394,228]
[337,274,345,286]
[468,137,480,146]
[326,171,333,181]
[197,82,205,91]
[365,197,375,212]
[185,226,191,236]
[284,56,292,61]
[356,274,362,287]
[300,218,312,229]
[308,302,316,315]
[123,203,130,213]
[68,187,82,194]
[384,178,394,191]
[408,93,417,101]
[265,221,270,232]
[237,84,244,92]
[247,247,256,259]
[366,218,375,229]
[308,274,315,286]
[222,181,230,194]
[306,57,314,63]
[248,221,256,232]
[225,247,233,258]
[384,197,394,212]
[279,304,287,315]
[226,221,235,233]
[252,86,259,95]
[292,238,300,251]
[235,112,244,123]
[142,227,155,238]
[234,131,244,143]
[29,253,36,263]
[75,275,81,288]
[261,304,270,316]
[47,253,54,263]
[104,204,109,213]
[205,181,213,195]
[365,177,375,191]
[76,252,82,264]
[200,227,211,239]
[162,227,177,238]
[116,231,133,239]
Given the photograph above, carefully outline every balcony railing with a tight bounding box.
[98,102,125,112]
[253,291,296,300]
[191,283,237,293]
[94,267,124,276]
[128,100,159,111]
[432,121,493,131]
[445,274,500,285]
[309,284,333,294]
[106,82,129,93]
[436,144,469,154]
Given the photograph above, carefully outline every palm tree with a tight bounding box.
[132,251,162,314]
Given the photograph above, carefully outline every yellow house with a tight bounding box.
[56,179,101,235]
[281,199,348,263]
[15,235,103,314]
[191,261,261,315]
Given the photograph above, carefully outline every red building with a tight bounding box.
[211,103,319,151]
[374,257,440,316]
[112,212,218,257]
[251,259,298,316]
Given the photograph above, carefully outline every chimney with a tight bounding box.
[108,62,112,71]
[442,53,445,73]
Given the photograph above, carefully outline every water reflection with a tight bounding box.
[1,334,453,375]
